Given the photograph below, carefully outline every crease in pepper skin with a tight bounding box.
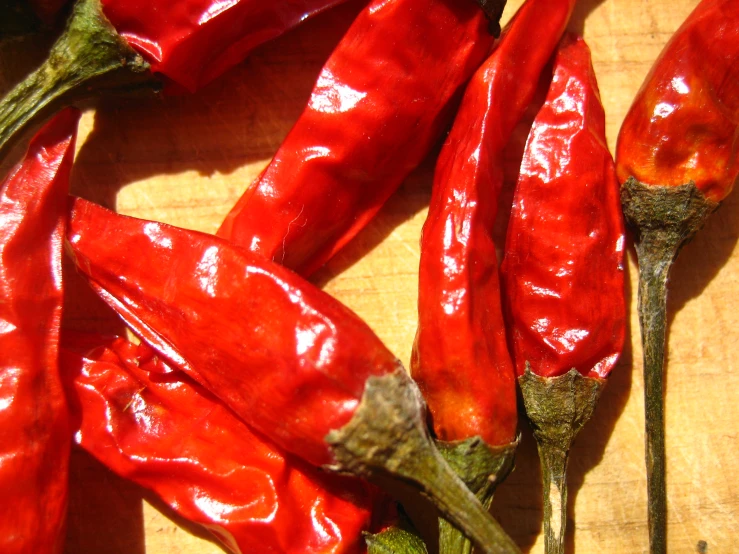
[500,34,626,554]
[412,0,576,449]
[0,108,80,554]
[217,0,497,276]
[60,334,384,554]
[616,0,739,202]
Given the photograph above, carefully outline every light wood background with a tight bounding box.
[1,0,737,552]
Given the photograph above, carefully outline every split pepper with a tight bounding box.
[0,109,80,554]
[616,1,739,552]
[500,34,627,554]
[61,334,387,554]
[217,0,503,276]
[64,198,519,554]
[411,0,575,552]
[0,0,350,159]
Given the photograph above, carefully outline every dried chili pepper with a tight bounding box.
[411,1,574,552]
[0,0,352,160]
[65,197,520,554]
[0,108,80,554]
[217,0,505,276]
[61,334,386,554]
[615,2,739,552]
[500,34,626,554]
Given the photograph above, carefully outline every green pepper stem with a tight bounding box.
[437,437,518,554]
[0,0,157,160]
[621,177,719,554]
[518,367,605,554]
[326,368,521,554]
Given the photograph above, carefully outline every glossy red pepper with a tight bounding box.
[500,34,626,554]
[616,0,739,203]
[61,334,381,554]
[100,0,349,92]
[413,0,575,449]
[411,3,574,551]
[0,0,352,159]
[615,2,739,552]
[217,0,498,276]
[0,108,80,554]
[65,198,520,554]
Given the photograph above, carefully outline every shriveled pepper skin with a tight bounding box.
[616,0,739,202]
[411,0,575,447]
[100,0,349,92]
[65,198,400,468]
[0,109,80,554]
[61,336,378,554]
[218,0,496,276]
[501,35,626,380]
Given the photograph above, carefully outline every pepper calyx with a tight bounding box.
[325,366,521,554]
[519,366,605,554]
[437,436,519,554]
[0,0,159,160]
[364,521,429,554]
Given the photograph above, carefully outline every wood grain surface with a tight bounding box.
[2,0,738,552]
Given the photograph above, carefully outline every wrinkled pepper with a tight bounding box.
[0,108,80,554]
[0,0,352,159]
[500,34,627,554]
[615,1,739,552]
[65,197,519,554]
[217,0,504,276]
[411,0,574,552]
[61,334,385,554]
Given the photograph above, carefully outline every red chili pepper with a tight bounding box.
[61,334,384,554]
[0,108,80,554]
[410,2,574,551]
[65,198,521,554]
[99,0,349,92]
[217,0,499,276]
[500,34,626,554]
[0,0,353,159]
[615,2,738,552]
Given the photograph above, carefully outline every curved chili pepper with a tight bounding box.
[217,0,500,276]
[410,1,574,552]
[500,34,626,554]
[65,198,520,554]
[61,334,383,554]
[615,2,739,552]
[0,0,351,159]
[0,108,80,554]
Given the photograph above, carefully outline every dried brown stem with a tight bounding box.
[621,177,719,554]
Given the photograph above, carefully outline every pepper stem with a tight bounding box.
[0,0,157,160]
[620,177,719,554]
[518,366,605,554]
[437,437,518,554]
[326,368,520,554]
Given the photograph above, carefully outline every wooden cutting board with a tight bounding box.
[2,0,737,552]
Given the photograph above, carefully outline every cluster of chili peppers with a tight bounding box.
[0,0,737,552]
